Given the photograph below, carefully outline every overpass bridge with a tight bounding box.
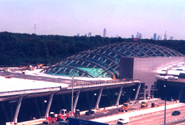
[0,68,143,125]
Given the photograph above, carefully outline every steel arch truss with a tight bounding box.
[44,42,184,78]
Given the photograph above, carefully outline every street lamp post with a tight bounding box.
[155,75,178,125]
[163,76,178,125]
[71,77,74,117]
[164,83,166,125]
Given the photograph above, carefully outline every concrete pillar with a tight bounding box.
[134,83,141,100]
[73,90,81,112]
[95,88,103,110]
[13,96,23,124]
[115,86,123,106]
[45,93,54,118]
[178,87,183,101]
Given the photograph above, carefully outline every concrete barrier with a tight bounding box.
[16,118,45,125]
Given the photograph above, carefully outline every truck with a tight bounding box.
[119,103,130,112]
[43,112,57,124]
[75,109,80,118]
[141,101,148,108]
[57,109,67,121]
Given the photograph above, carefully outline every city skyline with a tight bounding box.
[0,0,185,40]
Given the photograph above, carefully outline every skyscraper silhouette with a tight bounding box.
[103,28,106,37]
[164,31,167,40]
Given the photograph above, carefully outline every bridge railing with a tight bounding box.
[68,78,139,88]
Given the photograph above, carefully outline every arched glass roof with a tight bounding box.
[44,42,184,78]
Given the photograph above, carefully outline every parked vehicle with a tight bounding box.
[75,109,80,118]
[172,111,181,116]
[117,117,129,124]
[85,109,94,115]
[119,103,130,112]
[141,101,148,108]
[43,112,57,124]
[57,109,67,121]
[65,112,70,122]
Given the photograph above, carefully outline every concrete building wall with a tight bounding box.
[133,57,184,85]
[120,57,185,97]
[119,57,134,79]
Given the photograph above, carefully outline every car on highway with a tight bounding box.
[85,109,94,115]
[172,111,181,116]
[117,117,129,124]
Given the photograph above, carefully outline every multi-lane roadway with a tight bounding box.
[109,106,185,125]
[37,101,185,125]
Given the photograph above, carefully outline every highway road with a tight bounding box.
[38,100,182,125]
[108,106,185,125]
[39,106,185,125]
[38,104,139,125]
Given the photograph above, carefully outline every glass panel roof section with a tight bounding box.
[44,42,184,78]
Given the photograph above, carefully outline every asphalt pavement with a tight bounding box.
[36,99,180,125]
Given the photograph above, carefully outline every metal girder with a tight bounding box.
[50,59,114,77]
[44,42,184,78]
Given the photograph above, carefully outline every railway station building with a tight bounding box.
[0,42,184,124]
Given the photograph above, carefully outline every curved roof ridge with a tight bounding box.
[44,42,184,78]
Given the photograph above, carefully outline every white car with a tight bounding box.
[117,117,129,124]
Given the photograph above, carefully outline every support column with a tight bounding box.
[178,87,183,101]
[13,96,23,124]
[73,90,81,112]
[115,86,123,106]
[45,93,54,118]
[134,83,141,100]
[95,88,103,110]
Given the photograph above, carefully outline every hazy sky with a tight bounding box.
[1,0,185,39]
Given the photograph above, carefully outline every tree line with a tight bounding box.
[0,32,185,66]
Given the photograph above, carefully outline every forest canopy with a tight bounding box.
[0,32,185,66]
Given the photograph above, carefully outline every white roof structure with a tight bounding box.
[0,77,68,92]
[0,76,68,101]
[156,62,185,80]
